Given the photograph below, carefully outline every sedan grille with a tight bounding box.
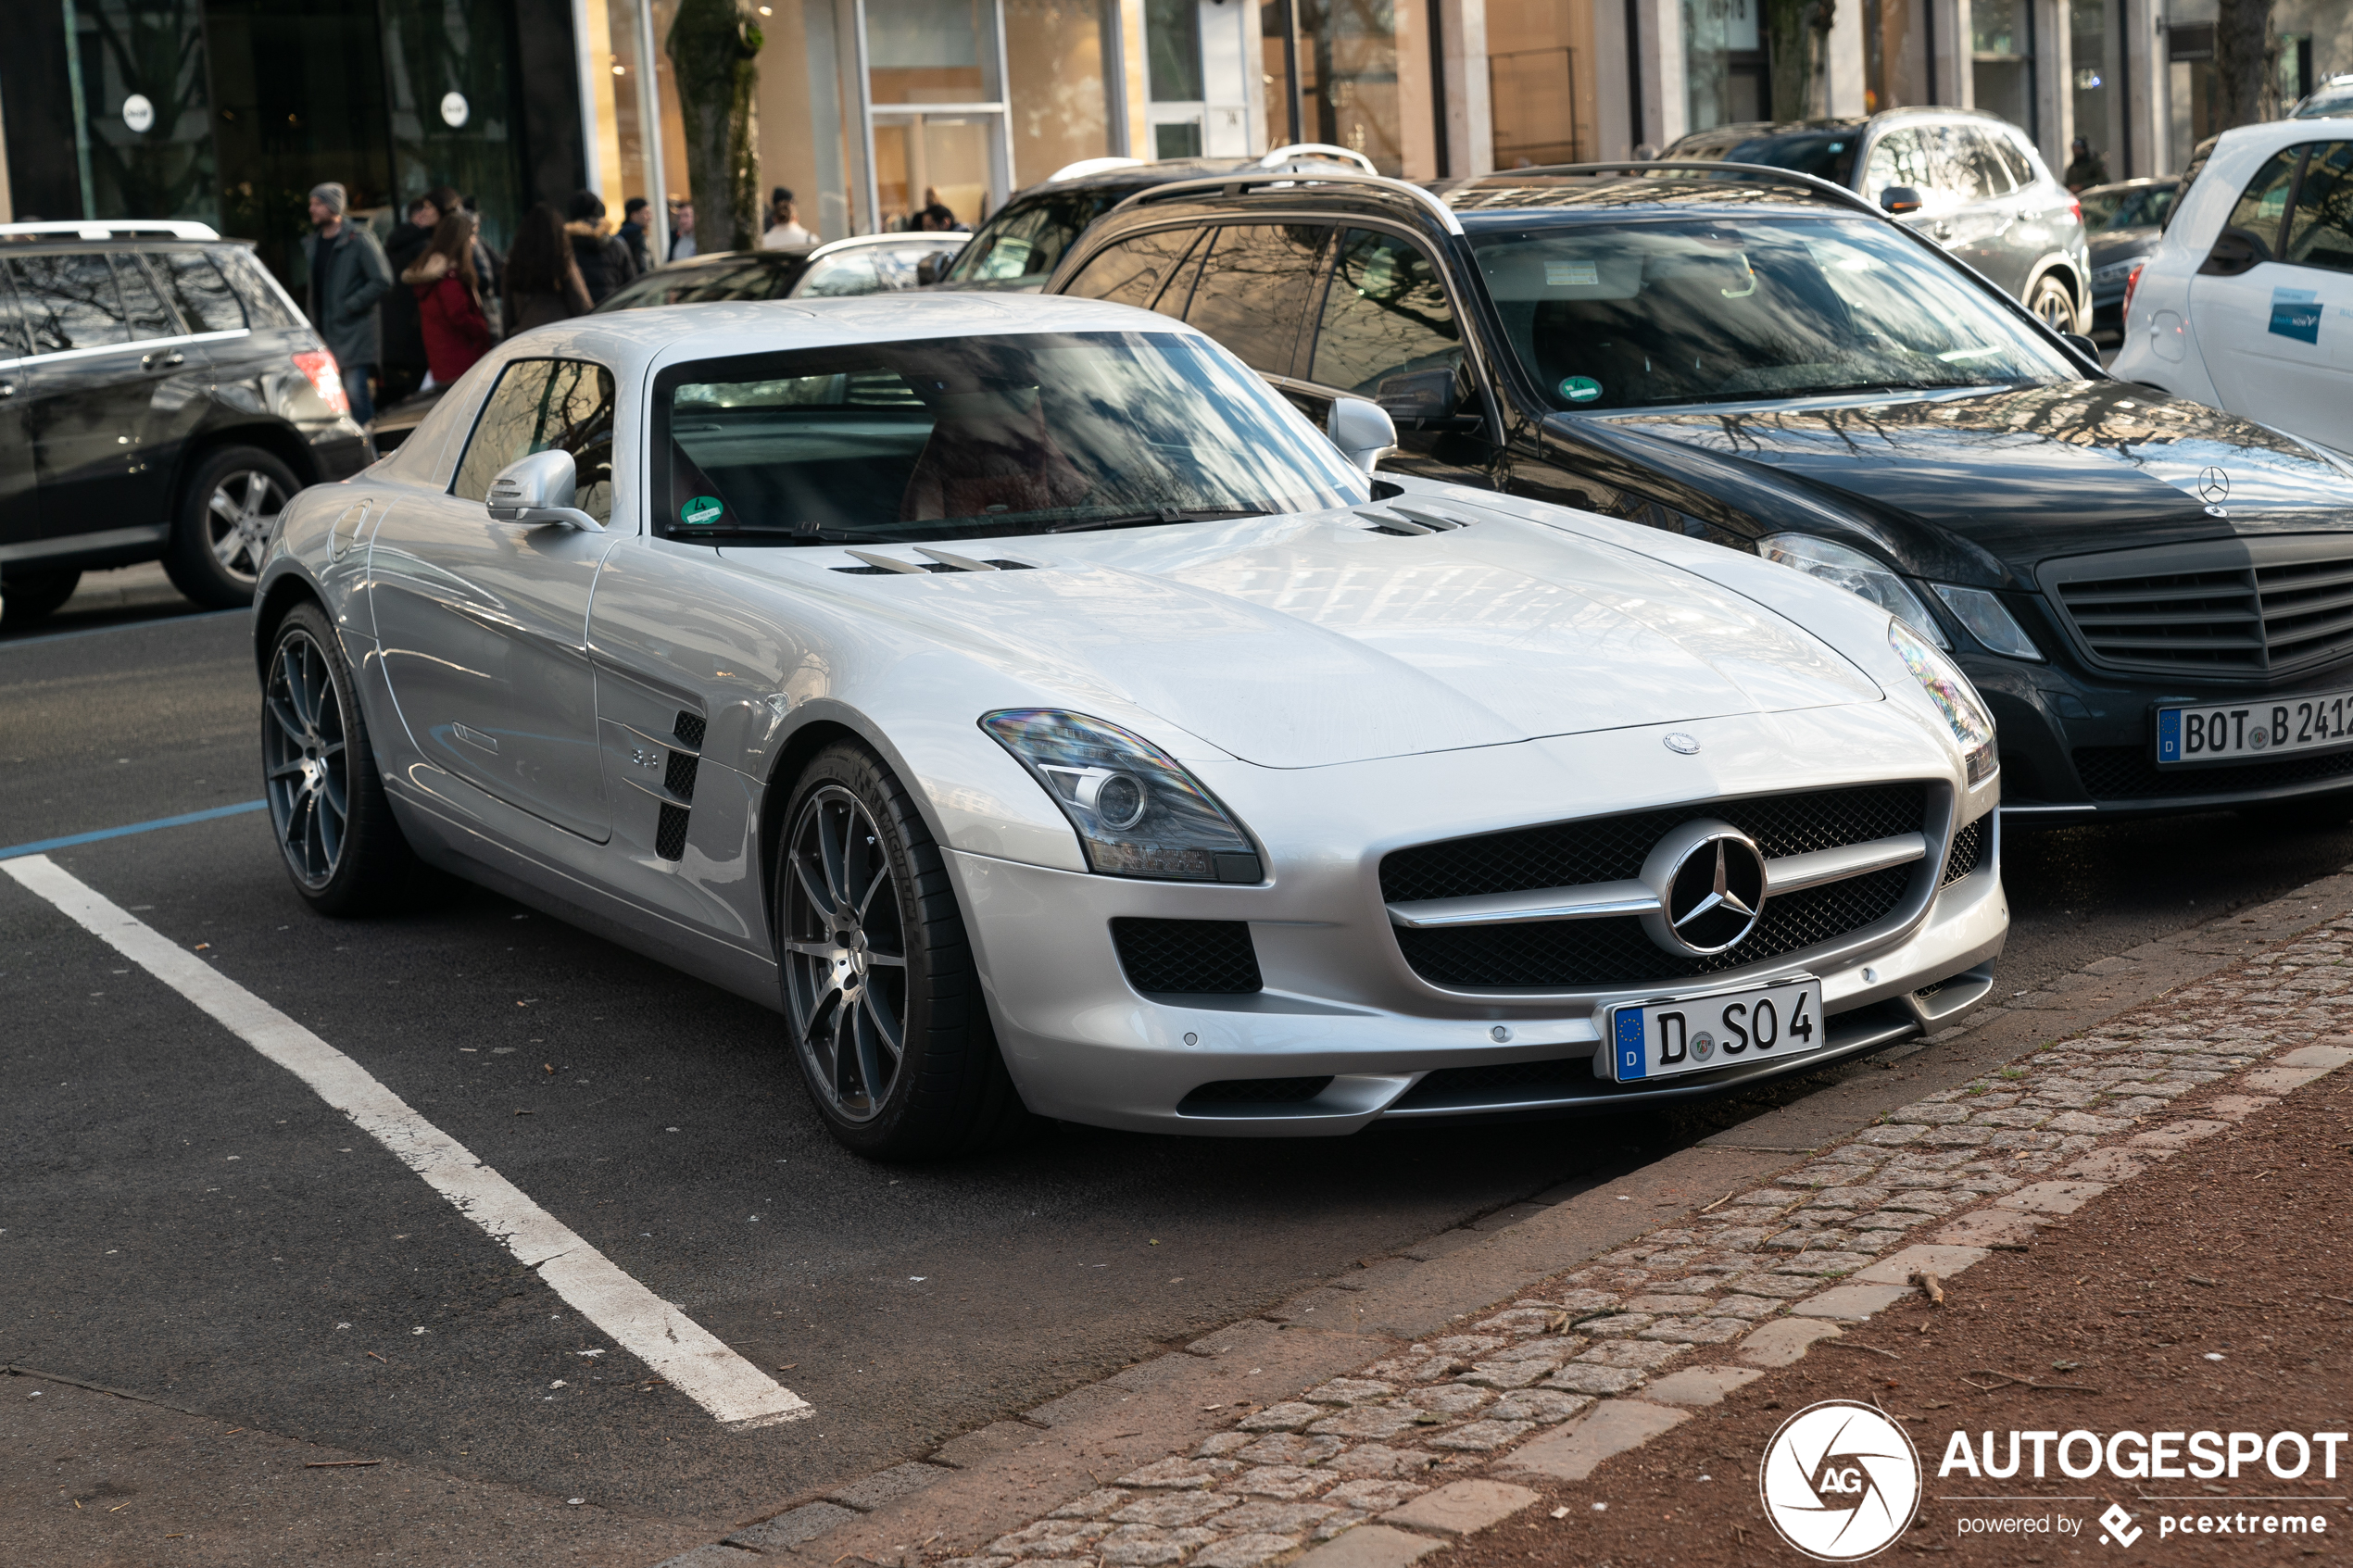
[2073,744,2353,799]
[2044,536,2353,676]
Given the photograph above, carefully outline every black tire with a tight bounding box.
[0,570,82,625]
[2238,793,2353,833]
[261,601,420,915]
[775,741,1034,1159]
[166,445,302,609]
[2027,274,2080,334]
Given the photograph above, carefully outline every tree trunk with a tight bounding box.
[2212,0,2277,132]
[1763,0,1831,121]
[667,0,761,253]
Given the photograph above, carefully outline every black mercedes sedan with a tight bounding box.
[1045,163,2353,827]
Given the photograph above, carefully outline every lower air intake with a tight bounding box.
[1112,917,1263,995]
[1178,1076,1333,1110]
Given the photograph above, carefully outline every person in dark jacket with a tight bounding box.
[564,189,638,305]
[303,182,395,424]
[505,202,595,333]
[379,194,437,405]
[619,196,653,274]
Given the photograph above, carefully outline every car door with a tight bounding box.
[1934,124,2026,295]
[368,356,621,841]
[2187,141,2353,447]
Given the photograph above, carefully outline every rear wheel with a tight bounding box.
[0,570,82,626]
[776,742,1031,1159]
[262,601,418,913]
[2028,274,2080,334]
[166,445,300,608]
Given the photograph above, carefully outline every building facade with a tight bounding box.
[4,0,2347,282]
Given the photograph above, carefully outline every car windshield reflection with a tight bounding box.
[1467,215,2081,411]
[651,331,1366,544]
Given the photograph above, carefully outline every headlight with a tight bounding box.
[1931,583,2045,659]
[1760,533,1949,648]
[1889,620,1998,786]
[983,709,1264,883]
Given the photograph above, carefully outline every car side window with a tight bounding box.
[1308,229,1464,413]
[1992,132,2037,191]
[1180,224,1330,375]
[1862,129,1931,204]
[0,270,30,359]
[112,255,178,341]
[2222,146,2301,260]
[219,248,301,328]
[2284,142,2353,273]
[1063,228,1203,310]
[451,358,618,524]
[797,252,881,297]
[152,250,248,332]
[5,253,132,355]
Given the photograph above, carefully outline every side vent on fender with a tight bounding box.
[652,709,705,862]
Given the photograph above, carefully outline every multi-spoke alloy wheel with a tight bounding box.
[167,445,303,608]
[208,469,288,584]
[264,625,350,889]
[783,784,912,1123]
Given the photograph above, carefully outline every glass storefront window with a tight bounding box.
[1683,0,1764,133]
[873,118,992,227]
[1293,0,1431,176]
[1972,0,2035,138]
[1488,0,1595,169]
[868,0,996,104]
[2070,0,2116,185]
[64,0,220,228]
[1005,0,1113,185]
[380,0,525,252]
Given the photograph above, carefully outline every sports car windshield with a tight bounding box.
[652,331,1365,543]
[1469,216,2080,412]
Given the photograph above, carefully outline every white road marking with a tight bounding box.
[4,854,812,1432]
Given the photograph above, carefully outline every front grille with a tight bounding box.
[2073,744,2353,799]
[2045,537,2353,676]
[1178,1075,1331,1109]
[1941,814,1989,886]
[1378,783,1929,904]
[1112,917,1263,995]
[1394,865,1916,989]
[1393,1056,1595,1108]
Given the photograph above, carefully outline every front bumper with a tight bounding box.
[950,713,2006,1135]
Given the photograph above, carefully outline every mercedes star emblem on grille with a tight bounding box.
[2196,466,2230,505]
[1663,732,1701,754]
[1638,819,1770,958]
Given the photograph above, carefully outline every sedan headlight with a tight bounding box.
[1760,533,1950,648]
[1931,583,2045,659]
[984,709,1264,883]
[1889,620,1998,786]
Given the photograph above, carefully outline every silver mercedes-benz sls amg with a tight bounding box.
[253,294,2007,1157]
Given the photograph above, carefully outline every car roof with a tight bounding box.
[805,231,969,257]
[1000,146,1384,205]
[2079,175,2180,195]
[1667,107,2007,144]
[0,220,229,245]
[2207,116,2353,157]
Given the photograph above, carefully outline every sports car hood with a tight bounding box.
[1572,381,2353,577]
[724,506,1882,769]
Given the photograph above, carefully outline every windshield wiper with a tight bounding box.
[1039,506,1276,534]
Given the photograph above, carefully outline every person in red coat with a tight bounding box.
[400,213,494,389]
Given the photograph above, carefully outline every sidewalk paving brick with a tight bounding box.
[1377,1478,1539,1535]
[1497,1399,1689,1480]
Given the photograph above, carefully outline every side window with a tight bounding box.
[1180,224,1330,375]
[112,255,179,341]
[797,252,882,297]
[0,271,31,359]
[1992,132,2037,191]
[220,248,301,328]
[1944,128,2015,199]
[5,253,131,354]
[2284,142,2353,273]
[1063,228,1202,311]
[2222,146,2301,260]
[1862,129,1931,205]
[152,250,248,332]
[451,358,618,523]
[1308,229,1463,416]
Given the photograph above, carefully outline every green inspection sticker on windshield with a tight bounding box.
[680,495,724,526]
[1559,376,1603,404]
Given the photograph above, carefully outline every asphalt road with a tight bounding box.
[7,598,2353,1542]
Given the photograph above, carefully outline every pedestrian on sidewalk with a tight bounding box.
[564,190,638,305]
[303,182,394,426]
[669,197,697,261]
[378,194,437,406]
[619,195,654,273]
[2065,137,2109,193]
[761,186,815,250]
[503,201,596,334]
[401,212,494,390]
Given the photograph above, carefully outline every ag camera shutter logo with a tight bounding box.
[1761,1399,1923,1561]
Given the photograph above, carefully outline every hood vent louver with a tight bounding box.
[836,547,1038,575]
[1351,503,1478,536]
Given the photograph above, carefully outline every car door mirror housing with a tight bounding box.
[2197,228,2267,277]
[2060,332,2102,365]
[485,448,604,531]
[1375,368,1456,422]
[1327,396,1398,475]
[1880,185,1925,216]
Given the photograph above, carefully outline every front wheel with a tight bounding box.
[2027,274,2080,335]
[167,445,301,608]
[776,742,1032,1159]
[261,601,418,913]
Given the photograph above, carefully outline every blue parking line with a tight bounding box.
[0,799,269,862]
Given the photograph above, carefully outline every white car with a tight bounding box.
[255,295,2007,1158]
[2112,120,2353,451]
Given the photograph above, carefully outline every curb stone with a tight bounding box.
[648,874,2353,1568]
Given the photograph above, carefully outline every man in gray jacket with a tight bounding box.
[303,182,394,424]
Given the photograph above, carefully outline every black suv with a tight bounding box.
[1665,110,2090,331]
[1048,164,2353,827]
[1,220,368,623]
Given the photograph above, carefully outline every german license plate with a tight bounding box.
[2157,693,2353,765]
[1605,976,1822,1083]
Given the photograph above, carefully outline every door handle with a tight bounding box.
[1932,221,1954,240]
[143,349,185,370]
[0,382,15,398]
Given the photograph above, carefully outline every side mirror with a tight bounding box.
[1328,395,1398,475]
[2060,332,2101,364]
[485,448,603,532]
[2197,228,2266,277]
[1375,368,1456,422]
[916,254,944,285]
[1879,185,1925,216]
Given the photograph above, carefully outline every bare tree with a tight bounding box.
[1763,0,1835,120]
[668,0,761,254]
[2213,0,2280,131]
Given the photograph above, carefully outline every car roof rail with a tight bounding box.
[1112,170,1467,235]
[1260,143,1379,174]
[1465,159,1881,219]
[0,219,222,242]
[1048,156,1150,182]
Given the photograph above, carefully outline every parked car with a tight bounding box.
[2078,176,2180,336]
[0,220,368,623]
[930,144,1378,294]
[2111,122,2353,455]
[1047,162,2353,827]
[1664,109,2092,330]
[2292,75,2353,119]
[253,294,2006,1156]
